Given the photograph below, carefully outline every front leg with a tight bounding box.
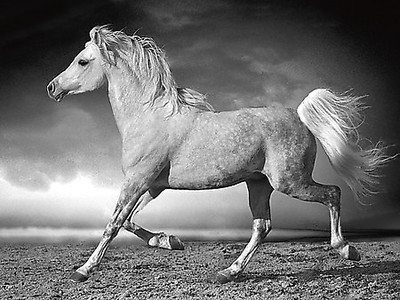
[125,223,185,250]
[122,188,185,250]
[70,177,152,282]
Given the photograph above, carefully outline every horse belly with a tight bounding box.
[168,159,263,189]
[167,133,265,189]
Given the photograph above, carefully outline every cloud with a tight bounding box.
[234,48,321,108]
[137,0,229,31]
[0,173,119,228]
[0,103,122,191]
[141,3,335,111]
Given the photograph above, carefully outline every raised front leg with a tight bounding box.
[122,189,184,250]
[70,177,152,282]
[125,222,185,250]
[124,223,185,250]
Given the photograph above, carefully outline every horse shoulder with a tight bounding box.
[121,120,172,175]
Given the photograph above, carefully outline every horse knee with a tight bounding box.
[103,223,119,239]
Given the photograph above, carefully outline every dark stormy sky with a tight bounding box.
[0,0,399,232]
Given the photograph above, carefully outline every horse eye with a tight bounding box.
[78,59,89,66]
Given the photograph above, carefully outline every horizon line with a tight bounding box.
[0,227,399,245]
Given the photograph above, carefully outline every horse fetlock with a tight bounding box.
[338,244,361,261]
[331,238,346,250]
[148,233,184,250]
[148,234,160,247]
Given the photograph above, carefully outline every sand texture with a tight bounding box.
[0,240,399,299]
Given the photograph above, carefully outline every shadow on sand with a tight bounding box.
[240,260,400,283]
[292,260,400,282]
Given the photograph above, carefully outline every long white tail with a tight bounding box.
[297,88,389,199]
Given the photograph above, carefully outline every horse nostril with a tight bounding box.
[47,82,55,95]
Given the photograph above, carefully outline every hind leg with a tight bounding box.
[327,196,360,260]
[123,189,184,250]
[284,182,360,261]
[216,177,273,283]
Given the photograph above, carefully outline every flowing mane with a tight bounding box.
[89,25,213,115]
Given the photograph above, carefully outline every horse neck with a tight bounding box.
[105,64,168,138]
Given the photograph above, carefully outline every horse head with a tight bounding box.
[47,28,108,102]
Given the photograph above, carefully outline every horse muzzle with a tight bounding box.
[47,80,69,102]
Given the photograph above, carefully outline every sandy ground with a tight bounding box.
[0,240,399,299]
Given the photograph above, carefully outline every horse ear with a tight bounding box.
[94,32,102,47]
[89,27,102,47]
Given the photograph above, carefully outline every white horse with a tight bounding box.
[47,26,388,283]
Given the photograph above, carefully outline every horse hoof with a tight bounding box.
[70,271,89,282]
[169,235,184,250]
[215,271,234,284]
[347,245,361,261]
[340,245,361,261]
